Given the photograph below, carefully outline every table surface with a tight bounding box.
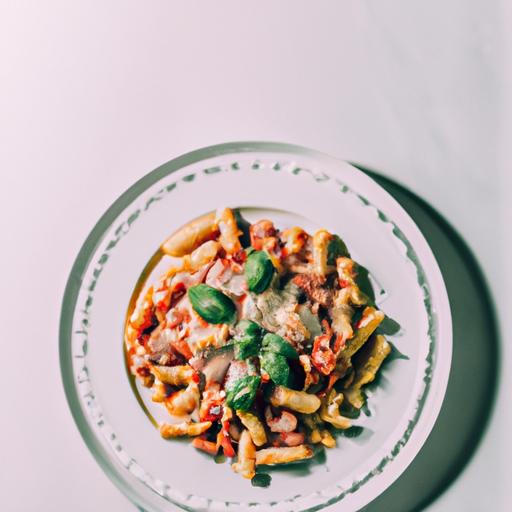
[1,2,510,511]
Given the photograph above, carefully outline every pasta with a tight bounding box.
[236,410,267,447]
[232,429,256,478]
[255,445,313,465]
[125,208,394,484]
[161,211,218,257]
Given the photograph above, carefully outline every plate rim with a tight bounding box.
[59,141,453,511]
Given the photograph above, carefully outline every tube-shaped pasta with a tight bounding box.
[344,334,391,410]
[151,381,167,403]
[280,226,308,255]
[255,445,313,465]
[270,386,321,414]
[152,365,195,387]
[342,306,385,358]
[129,286,154,330]
[216,207,242,255]
[125,324,139,345]
[188,240,221,271]
[330,302,355,345]
[312,229,333,276]
[319,389,351,430]
[164,382,200,416]
[163,240,221,280]
[160,421,212,438]
[300,414,322,444]
[301,413,337,446]
[161,212,218,257]
[343,388,365,409]
[232,430,256,479]
[335,257,367,306]
[236,411,267,447]
[319,429,336,448]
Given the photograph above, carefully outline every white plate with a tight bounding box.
[60,142,452,512]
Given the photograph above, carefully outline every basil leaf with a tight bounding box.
[245,250,275,293]
[225,375,261,411]
[261,333,299,360]
[188,284,236,324]
[234,334,261,360]
[260,351,290,386]
[236,319,264,339]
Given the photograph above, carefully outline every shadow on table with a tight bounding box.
[355,167,501,512]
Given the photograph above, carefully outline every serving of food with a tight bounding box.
[125,207,392,484]
[62,143,452,511]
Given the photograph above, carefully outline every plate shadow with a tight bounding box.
[355,167,500,512]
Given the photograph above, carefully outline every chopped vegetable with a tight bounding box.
[234,320,263,359]
[297,304,322,339]
[192,437,218,455]
[311,320,336,375]
[151,365,195,386]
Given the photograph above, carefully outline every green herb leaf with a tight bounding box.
[188,284,237,324]
[261,333,299,360]
[245,250,275,293]
[234,334,261,360]
[236,319,264,339]
[225,375,261,411]
[260,351,290,386]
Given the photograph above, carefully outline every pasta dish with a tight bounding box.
[125,208,391,484]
